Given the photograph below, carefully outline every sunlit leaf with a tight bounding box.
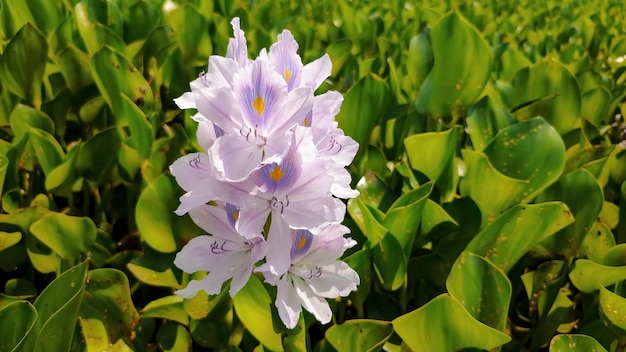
[326,319,393,352]
[393,294,510,351]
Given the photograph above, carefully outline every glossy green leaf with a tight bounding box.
[549,334,607,352]
[0,23,48,107]
[336,75,388,157]
[135,173,202,253]
[599,286,626,333]
[22,260,88,351]
[345,248,372,309]
[124,0,162,43]
[371,232,406,291]
[79,318,110,352]
[79,268,140,343]
[581,87,611,127]
[233,275,282,351]
[382,182,432,258]
[5,278,37,299]
[26,126,65,176]
[406,29,433,92]
[157,322,192,352]
[416,11,492,117]
[326,319,393,352]
[509,58,581,134]
[30,213,97,260]
[570,259,626,293]
[142,295,189,326]
[461,118,565,224]
[404,127,460,201]
[0,231,21,252]
[466,202,574,273]
[55,44,93,93]
[76,127,122,182]
[127,251,180,288]
[9,104,54,140]
[466,96,516,151]
[393,294,510,351]
[446,252,511,331]
[0,154,6,198]
[0,301,37,352]
[537,169,604,255]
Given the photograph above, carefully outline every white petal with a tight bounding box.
[175,186,216,216]
[188,205,240,241]
[169,153,214,191]
[302,54,332,90]
[174,91,196,109]
[308,261,360,298]
[236,200,271,238]
[293,276,332,324]
[276,276,303,329]
[210,134,264,181]
[265,215,293,276]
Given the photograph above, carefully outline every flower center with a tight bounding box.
[270,195,289,214]
[253,95,265,115]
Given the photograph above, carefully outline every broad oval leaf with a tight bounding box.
[0,301,37,352]
[446,252,511,331]
[549,334,607,352]
[466,202,574,273]
[232,275,282,351]
[30,212,97,260]
[416,11,492,117]
[392,294,510,351]
[326,319,393,352]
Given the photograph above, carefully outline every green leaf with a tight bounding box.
[404,127,460,201]
[599,286,626,333]
[406,29,433,92]
[0,231,21,252]
[79,268,140,343]
[336,75,388,158]
[142,296,189,326]
[9,104,54,140]
[416,11,492,117]
[581,87,611,127]
[382,182,432,258]
[537,169,604,255]
[76,127,122,182]
[371,232,406,291]
[5,278,37,299]
[569,259,626,293]
[461,118,565,224]
[446,252,511,331]
[549,334,607,352]
[22,260,89,351]
[0,154,7,198]
[233,275,282,351]
[156,322,192,352]
[30,213,97,260]
[79,318,110,352]
[135,173,202,253]
[466,96,516,152]
[0,23,48,107]
[26,126,65,176]
[392,294,510,351]
[509,58,581,134]
[466,202,574,273]
[326,319,393,352]
[0,301,37,352]
[127,251,180,288]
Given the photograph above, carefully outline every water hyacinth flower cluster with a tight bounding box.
[170,18,360,329]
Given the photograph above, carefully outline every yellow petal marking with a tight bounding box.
[269,165,284,183]
[232,211,239,222]
[253,95,265,115]
[303,116,310,127]
[297,235,308,250]
[283,67,292,82]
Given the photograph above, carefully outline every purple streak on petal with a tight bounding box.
[290,229,314,259]
[225,203,240,229]
[234,59,287,130]
[252,146,301,194]
[269,30,303,91]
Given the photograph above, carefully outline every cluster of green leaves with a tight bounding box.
[0,0,625,351]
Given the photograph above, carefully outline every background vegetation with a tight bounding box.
[0,0,625,351]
